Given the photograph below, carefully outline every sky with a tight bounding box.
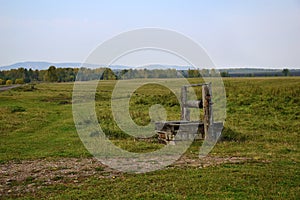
[0,0,300,68]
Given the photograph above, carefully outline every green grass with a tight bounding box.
[33,162,298,200]
[1,77,299,199]
[0,83,90,161]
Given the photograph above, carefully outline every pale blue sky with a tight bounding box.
[0,0,300,68]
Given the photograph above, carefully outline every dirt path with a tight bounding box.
[0,156,251,197]
[0,84,22,92]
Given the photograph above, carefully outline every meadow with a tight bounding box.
[0,77,299,199]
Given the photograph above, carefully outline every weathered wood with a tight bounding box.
[156,83,216,144]
[181,86,190,121]
[202,83,213,139]
[186,100,202,108]
[202,84,209,139]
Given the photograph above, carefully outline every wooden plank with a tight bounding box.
[186,100,202,108]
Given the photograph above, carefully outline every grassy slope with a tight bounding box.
[0,78,299,199]
[0,83,89,161]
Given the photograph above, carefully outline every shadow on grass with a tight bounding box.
[220,127,247,142]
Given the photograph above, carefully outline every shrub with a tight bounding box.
[11,106,26,113]
[0,78,4,85]
[13,84,37,92]
[6,80,12,85]
[15,78,24,84]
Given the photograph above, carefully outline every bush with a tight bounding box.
[13,84,37,92]
[11,106,26,113]
[15,78,24,84]
[0,78,4,85]
[6,80,12,85]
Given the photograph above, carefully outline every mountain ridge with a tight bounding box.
[1,61,299,73]
[0,61,189,70]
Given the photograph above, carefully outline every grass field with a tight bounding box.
[0,77,299,199]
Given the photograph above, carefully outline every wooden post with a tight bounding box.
[180,86,190,121]
[202,83,213,139]
[208,83,213,127]
[202,84,211,138]
[208,83,214,139]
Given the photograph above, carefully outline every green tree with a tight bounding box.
[33,69,40,81]
[201,69,210,77]
[46,66,58,82]
[188,69,201,78]
[101,68,117,80]
[210,68,217,77]
[24,68,31,83]
[16,68,25,80]
[119,69,129,79]
[221,71,229,77]
[282,68,290,76]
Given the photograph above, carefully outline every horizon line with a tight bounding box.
[1,60,299,70]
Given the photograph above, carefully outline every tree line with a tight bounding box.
[0,66,206,85]
[0,66,117,85]
[1,66,292,85]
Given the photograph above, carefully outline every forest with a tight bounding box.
[0,66,207,84]
[0,66,294,85]
[0,66,115,84]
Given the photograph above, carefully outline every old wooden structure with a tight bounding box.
[155,83,222,144]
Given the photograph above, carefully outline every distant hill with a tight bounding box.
[0,61,95,70]
[0,61,164,71]
[0,61,190,71]
[219,68,300,77]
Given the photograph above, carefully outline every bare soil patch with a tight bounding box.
[0,156,252,197]
[0,84,21,92]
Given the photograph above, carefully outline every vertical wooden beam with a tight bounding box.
[181,86,186,120]
[202,83,213,139]
[181,86,190,121]
[202,84,208,138]
[208,83,213,126]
